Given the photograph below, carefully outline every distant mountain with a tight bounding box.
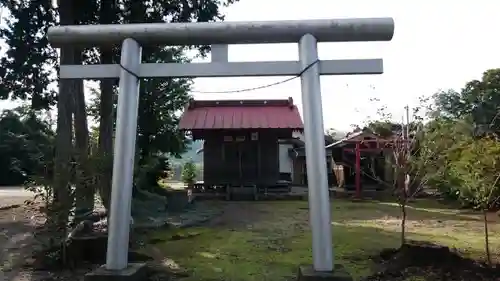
[171,140,203,165]
[182,140,203,163]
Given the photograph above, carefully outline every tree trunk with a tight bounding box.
[73,73,94,220]
[52,53,74,235]
[138,134,151,166]
[399,168,408,247]
[483,210,492,265]
[52,0,76,240]
[97,77,114,211]
[400,203,407,247]
[97,0,118,211]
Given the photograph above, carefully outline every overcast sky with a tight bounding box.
[1,0,498,131]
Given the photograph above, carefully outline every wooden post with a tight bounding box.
[355,142,361,198]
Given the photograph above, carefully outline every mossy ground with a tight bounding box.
[141,199,500,281]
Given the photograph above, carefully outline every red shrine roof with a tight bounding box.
[179,98,304,130]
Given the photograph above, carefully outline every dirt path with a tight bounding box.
[0,187,46,281]
[0,187,34,209]
[0,205,40,281]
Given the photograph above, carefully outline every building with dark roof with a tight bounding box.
[179,97,303,188]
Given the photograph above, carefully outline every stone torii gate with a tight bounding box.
[47,18,394,280]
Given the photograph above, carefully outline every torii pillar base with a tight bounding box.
[84,263,147,281]
[298,264,353,281]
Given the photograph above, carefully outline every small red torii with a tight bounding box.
[342,137,408,198]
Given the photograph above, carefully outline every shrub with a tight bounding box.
[181,160,197,187]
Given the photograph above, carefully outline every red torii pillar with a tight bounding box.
[353,139,384,198]
[345,139,388,198]
[342,141,363,198]
[355,142,361,198]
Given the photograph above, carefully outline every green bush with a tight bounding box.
[450,137,500,210]
[181,160,197,186]
[135,155,171,192]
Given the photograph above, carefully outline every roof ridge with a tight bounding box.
[179,98,304,131]
[187,97,295,109]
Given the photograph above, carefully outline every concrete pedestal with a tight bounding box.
[297,264,353,281]
[84,263,147,281]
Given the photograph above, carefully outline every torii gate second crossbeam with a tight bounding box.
[47,18,394,274]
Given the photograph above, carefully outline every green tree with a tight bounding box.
[1,0,239,207]
[181,160,197,187]
[432,68,500,134]
[0,0,239,265]
[414,118,473,200]
[90,0,239,209]
[424,68,500,202]
[450,136,500,265]
[0,0,58,109]
[325,128,344,142]
[0,0,97,231]
[0,106,54,186]
[366,121,400,138]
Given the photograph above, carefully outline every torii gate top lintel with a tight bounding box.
[47,17,394,47]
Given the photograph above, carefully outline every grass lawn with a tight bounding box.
[142,199,500,281]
